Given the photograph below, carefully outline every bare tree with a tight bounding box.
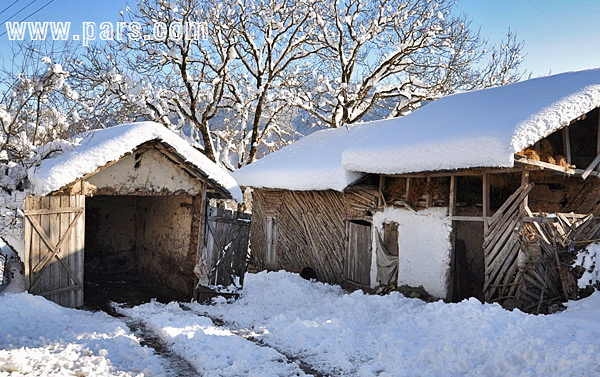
[106,0,323,168]
[216,0,322,166]
[69,0,525,166]
[296,0,525,128]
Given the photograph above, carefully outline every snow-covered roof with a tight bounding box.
[235,68,600,191]
[343,68,600,175]
[233,122,384,191]
[29,122,243,202]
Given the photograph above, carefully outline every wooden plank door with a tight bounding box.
[345,220,372,286]
[202,207,251,287]
[24,195,85,308]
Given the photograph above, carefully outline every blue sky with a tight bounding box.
[454,0,600,76]
[0,0,598,76]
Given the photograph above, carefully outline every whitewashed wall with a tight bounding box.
[372,207,452,298]
[85,149,203,195]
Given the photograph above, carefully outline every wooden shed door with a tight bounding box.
[24,196,85,308]
[345,220,372,286]
[202,207,251,287]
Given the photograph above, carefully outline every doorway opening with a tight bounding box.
[83,195,198,310]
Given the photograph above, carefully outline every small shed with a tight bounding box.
[235,69,600,313]
[25,122,245,308]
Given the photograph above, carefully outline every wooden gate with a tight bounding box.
[24,195,85,308]
[196,207,251,301]
[345,220,372,286]
[483,184,532,304]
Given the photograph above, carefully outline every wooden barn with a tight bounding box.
[24,122,247,308]
[234,69,600,313]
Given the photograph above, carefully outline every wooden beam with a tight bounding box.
[384,167,525,179]
[450,216,490,222]
[582,154,600,179]
[562,126,572,165]
[514,155,576,175]
[24,207,84,215]
[448,175,456,216]
[38,285,83,297]
[515,155,600,178]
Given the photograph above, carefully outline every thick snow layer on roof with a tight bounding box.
[343,68,600,174]
[233,122,384,191]
[29,122,242,201]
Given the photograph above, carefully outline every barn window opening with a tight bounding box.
[265,216,278,267]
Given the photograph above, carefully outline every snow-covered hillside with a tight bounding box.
[2,271,600,376]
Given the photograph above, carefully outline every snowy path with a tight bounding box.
[117,315,199,377]
[119,301,309,377]
[182,306,327,377]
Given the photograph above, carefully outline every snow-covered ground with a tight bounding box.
[2,271,600,377]
[0,293,165,377]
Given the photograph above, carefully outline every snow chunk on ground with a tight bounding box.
[0,292,165,376]
[233,123,383,191]
[559,291,600,326]
[191,271,600,377]
[29,122,242,201]
[343,69,600,174]
[119,301,308,376]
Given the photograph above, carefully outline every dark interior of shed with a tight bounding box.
[83,195,195,310]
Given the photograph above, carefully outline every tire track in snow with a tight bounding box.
[119,301,309,377]
[181,305,329,377]
[84,307,200,377]
[121,316,201,377]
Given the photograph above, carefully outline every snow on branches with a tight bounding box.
[32,0,525,169]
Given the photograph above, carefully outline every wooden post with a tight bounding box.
[426,177,433,208]
[192,182,207,301]
[597,112,600,171]
[448,175,456,217]
[378,175,386,207]
[482,173,490,231]
[562,126,572,165]
[521,171,529,211]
